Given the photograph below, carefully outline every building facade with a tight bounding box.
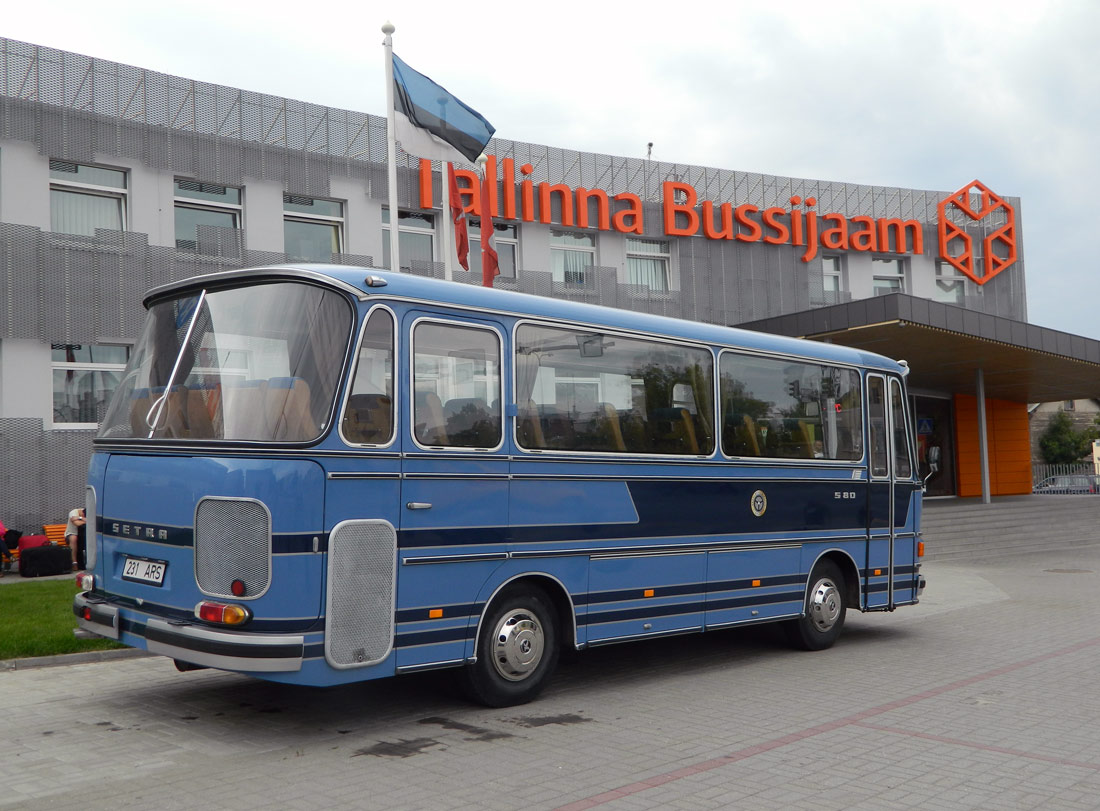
[0,38,1066,530]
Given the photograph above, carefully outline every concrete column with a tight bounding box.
[976,367,991,504]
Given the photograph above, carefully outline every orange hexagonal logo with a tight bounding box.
[937,180,1017,285]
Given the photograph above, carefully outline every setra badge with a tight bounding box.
[750,489,767,517]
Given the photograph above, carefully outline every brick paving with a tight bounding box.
[4,545,1100,810]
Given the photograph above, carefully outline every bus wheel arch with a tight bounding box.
[785,555,851,652]
[460,579,563,707]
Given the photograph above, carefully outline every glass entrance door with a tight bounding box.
[913,396,955,497]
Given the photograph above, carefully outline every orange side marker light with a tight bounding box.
[429,608,443,619]
[918,541,925,557]
[643,589,655,598]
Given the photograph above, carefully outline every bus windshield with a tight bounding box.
[98,281,352,442]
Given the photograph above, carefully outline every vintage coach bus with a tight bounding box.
[75,264,924,706]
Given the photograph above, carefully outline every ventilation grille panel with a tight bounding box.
[194,498,271,599]
[325,520,396,668]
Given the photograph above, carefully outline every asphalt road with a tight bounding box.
[4,546,1100,810]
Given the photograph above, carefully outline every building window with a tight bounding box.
[381,208,436,271]
[822,255,846,303]
[626,238,670,291]
[934,261,968,305]
[49,160,127,237]
[51,344,131,426]
[469,220,518,278]
[872,257,906,296]
[550,230,596,287]
[284,194,343,262]
[174,180,242,252]
[1064,400,1076,411]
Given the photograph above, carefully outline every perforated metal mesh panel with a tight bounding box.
[325,520,396,669]
[194,498,271,599]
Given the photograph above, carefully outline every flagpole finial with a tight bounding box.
[382,21,395,35]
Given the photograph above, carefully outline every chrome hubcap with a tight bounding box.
[808,577,842,632]
[491,608,544,682]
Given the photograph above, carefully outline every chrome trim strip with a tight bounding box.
[402,552,509,565]
[143,265,369,306]
[585,626,699,647]
[327,472,401,480]
[704,611,802,631]
[395,658,467,674]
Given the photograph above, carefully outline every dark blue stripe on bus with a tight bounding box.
[705,590,805,612]
[586,599,708,625]
[97,517,325,555]
[395,604,480,623]
[395,626,472,648]
[587,582,705,605]
[397,479,897,548]
[708,574,805,592]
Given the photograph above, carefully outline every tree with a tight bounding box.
[1038,411,1096,464]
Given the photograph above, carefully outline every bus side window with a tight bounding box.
[341,308,395,446]
[412,320,502,449]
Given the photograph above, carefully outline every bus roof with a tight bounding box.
[145,263,908,375]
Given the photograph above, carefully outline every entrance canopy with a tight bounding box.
[739,294,1100,403]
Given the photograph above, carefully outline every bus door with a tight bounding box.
[865,374,915,610]
[397,313,510,668]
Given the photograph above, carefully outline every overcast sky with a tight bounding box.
[7,0,1098,338]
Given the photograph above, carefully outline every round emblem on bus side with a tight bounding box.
[750,489,767,517]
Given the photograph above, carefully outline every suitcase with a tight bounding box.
[19,544,72,577]
[18,534,49,552]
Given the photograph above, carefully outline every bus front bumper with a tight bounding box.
[74,592,304,673]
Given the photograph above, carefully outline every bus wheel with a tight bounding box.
[460,586,559,707]
[785,559,846,651]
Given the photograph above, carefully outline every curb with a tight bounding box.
[1,648,156,672]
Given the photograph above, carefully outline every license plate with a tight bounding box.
[122,556,167,586]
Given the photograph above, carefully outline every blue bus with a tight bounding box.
[75,264,924,706]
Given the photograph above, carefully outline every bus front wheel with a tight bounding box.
[460,586,559,707]
[785,559,846,651]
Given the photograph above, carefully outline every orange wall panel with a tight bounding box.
[953,395,1031,497]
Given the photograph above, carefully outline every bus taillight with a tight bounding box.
[196,601,251,626]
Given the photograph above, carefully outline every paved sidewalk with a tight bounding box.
[4,546,1100,810]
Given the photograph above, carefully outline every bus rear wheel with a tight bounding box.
[459,586,559,707]
[785,559,846,651]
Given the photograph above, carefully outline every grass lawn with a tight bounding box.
[0,579,125,660]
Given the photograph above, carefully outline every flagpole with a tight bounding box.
[382,21,401,274]
[440,160,455,281]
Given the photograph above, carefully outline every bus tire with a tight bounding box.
[459,586,559,707]
[785,559,846,651]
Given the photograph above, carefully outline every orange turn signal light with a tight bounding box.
[917,541,925,557]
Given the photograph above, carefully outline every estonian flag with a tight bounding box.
[392,54,495,165]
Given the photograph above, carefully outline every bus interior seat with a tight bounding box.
[222,379,268,439]
[184,382,219,439]
[414,388,449,446]
[443,396,493,445]
[343,392,392,444]
[652,407,699,454]
[266,377,316,441]
[597,403,627,451]
[739,414,761,456]
[518,399,546,448]
[538,405,575,449]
